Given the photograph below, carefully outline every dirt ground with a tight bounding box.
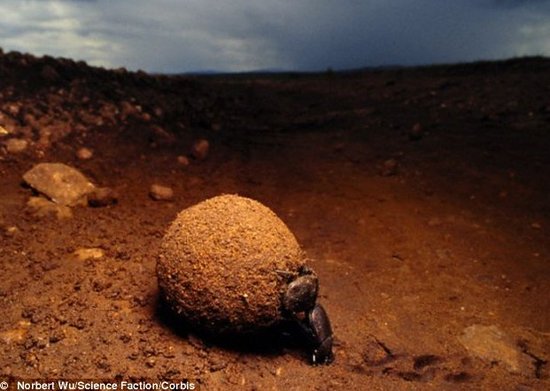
[0,51,549,390]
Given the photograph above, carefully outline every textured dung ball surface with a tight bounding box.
[157,194,305,334]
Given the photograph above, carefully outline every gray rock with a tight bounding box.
[23,163,95,206]
[459,325,533,374]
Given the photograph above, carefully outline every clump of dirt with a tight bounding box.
[157,194,306,334]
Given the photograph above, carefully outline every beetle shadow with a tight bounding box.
[155,294,309,359]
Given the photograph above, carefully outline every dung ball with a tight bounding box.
[157,194,307,334]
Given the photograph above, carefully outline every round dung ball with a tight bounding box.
[157,194,306,334]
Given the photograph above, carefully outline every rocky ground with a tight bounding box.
[0,49,549,390]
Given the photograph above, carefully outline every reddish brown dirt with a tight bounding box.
[0,51,549,390]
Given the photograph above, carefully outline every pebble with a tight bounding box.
[23,163,96,206]
[119,101,139,121]
[73,248,105,261]
[191,139,209,160]
[153,107,164,118]
[5,138,28,153]
[149,184,174,201]
[76,147,93,160]
[177,155,190,167]
[3,225,19,237]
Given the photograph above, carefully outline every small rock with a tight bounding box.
[459,325,532,374]
[177,155,190,167]
[37,128,52,148]
[150,184,174,201]
[6,103,20,117]
[99,103,118,124]
[0,125,9,136]
[88,187,118,207]
[409,123,424,140]
[73,248,105,261]
[3,225,19,237]
[530,222,541,230]
[76,147,93,160]
[5,138,28,153]
[119,101,140,121]
[23,163,95,206]
[380,159,399,176]
[191,139,209,160]
[26,197,73,219]
[153,107,163,117]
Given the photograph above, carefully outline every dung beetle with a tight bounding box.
[280,266,334,365]
[307,303,334,365]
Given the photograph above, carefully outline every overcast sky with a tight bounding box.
[1,0,550,73]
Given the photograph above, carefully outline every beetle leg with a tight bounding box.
[307,304,334,364]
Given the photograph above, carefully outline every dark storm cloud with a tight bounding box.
[226,1,550,70]
[1,0,550,72]
[491,0,550,6]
